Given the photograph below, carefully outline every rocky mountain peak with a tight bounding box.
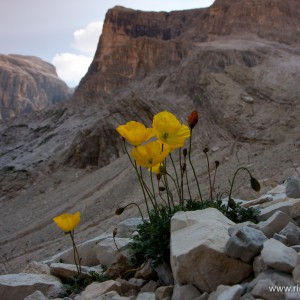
[73,0,300,102]
[0,54,72,120]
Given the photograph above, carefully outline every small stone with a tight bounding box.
[136,292,156,300]
[253,255,268,276]
[251,279,281,300]
[106,250,131,278]
[225,226,267,263]
[128,278,147,289]
[23,262,50,275]
[79,280,122,300]
[154,261,174,286]
[279,222,300,246]
[285,177,300,198]
[273,233,288,245]
[208,284,244,300]
[257,199,300,222]
[172,284,202,300]
[24,290,47,300]
[257,211,297,238]
[155,285,173,300]
[135,260,156,281]
[261,238,297,273]
[140,280,159,293]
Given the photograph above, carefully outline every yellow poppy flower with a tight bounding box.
[53,212,80,233]
[153,111,190,148]
[116,121,155,146]
[131,141,170,169]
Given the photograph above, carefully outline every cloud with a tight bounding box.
[73,21,103,55]
[52,53,92,87]
[52,21,103,87]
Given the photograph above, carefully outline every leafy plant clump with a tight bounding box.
[129,199,259,268]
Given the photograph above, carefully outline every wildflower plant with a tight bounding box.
[116,110,261,266]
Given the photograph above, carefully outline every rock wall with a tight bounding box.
[0,54,72,120]
[73,0,300,101]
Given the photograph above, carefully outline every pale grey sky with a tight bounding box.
[0,0,214,86]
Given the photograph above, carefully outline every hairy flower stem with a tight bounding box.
[169,153,181,200]
[204,152,213,201]
[227,167,253,206]
[69,231,81,275]
[121,202,145,221]
[122,140,152,217]
[185,170,192,199]
[211,166,219,200]
[188,132,203,202]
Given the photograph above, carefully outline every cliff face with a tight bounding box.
[0,55,72,120]
[74,0,300,101]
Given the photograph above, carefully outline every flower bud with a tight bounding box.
[159,186,166,191]
[215,161,220,168]
[115,207,125,215]
[203,147,209,154]
[156,173,162,181]
[113,228,118,237]
[183,148,188,157]
[187,111,199,129]
[250,176,261,192]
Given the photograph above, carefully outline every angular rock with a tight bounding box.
[135,259,156,281]
[155,285,173,300]
[45,232,111,266]
[50,263,101,280]
[208,284,244,300]
[261,238,298,273]
[172,284,202,300]
[285,177,300,199]
[136,292,156,300]
[195,292,209,300]
[79,280,122,300]
[253,255,268,276]
[23,261,50,275]
[95,237,131,267]
[115,278,139,296]
[116,218,144,238]
[24,290,47,300]
[257,211,297,238]
[291,245,300,253]
[106,250,131,278]
[247,269,294,292]
[273,233,288,245]
[140,280,159,293]
[251,279,281,300]
[171,209,252,292]
[0,273,63,300]
[154,261,174,286]
[257,199,300,222]
[128,278,147,289]
[278,222,300,246]
[292,254,300,284]
[225,226,267,263]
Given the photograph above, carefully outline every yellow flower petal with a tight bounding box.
[116,121,155,146]
[131,141,170,168]
[153,111,190,148]
[53,212,80,233]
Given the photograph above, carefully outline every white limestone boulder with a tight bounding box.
[261,238,298,273]
[0,273,63,300]
[257,199,300,222]
[171,208,252,293]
